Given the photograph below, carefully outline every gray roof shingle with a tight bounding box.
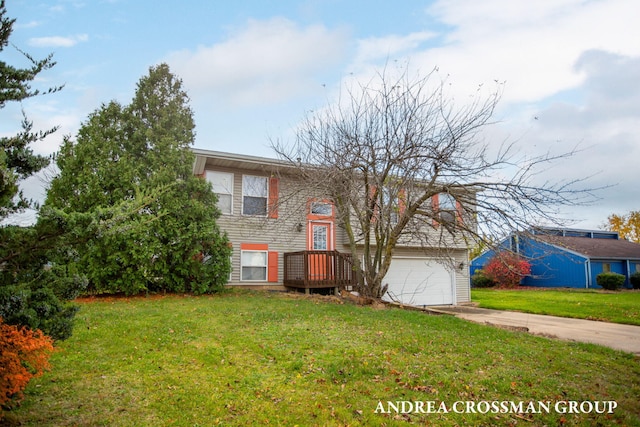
[536,235,640,260]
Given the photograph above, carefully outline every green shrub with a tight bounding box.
[596,272,625,291]
[471,269,495,288]
[630,272,640,290]
[0,284,79,341]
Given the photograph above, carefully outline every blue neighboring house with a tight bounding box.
[471,227,640,289]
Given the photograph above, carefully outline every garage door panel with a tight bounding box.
[382,258,454,306]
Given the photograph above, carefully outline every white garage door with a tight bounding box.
[382,258,454,306]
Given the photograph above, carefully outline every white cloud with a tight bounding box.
[353,31,438,65]
[492,50,640,228]
[28,34,88,48]
[338,0,640,228]
[15,20,41,29]
[166,18,350,107]
[409,0,640,104]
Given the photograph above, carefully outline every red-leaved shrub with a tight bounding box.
[484,252,531,288]
[0,318,54,413]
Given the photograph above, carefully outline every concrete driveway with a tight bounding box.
[428,305,640,355]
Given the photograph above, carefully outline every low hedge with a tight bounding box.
[596,272,625,291]
[471,269,495,288]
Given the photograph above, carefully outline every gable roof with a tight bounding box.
[535,234,640,260]
[191,148,479,196]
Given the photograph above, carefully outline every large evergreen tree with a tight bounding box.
[0,1,78,340]
[45,64,231,295]
[0,0,60,218]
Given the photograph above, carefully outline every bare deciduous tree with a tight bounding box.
[273,66,596,298]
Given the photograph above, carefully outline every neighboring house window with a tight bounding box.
[241,250,267,281]
[206,171,233,215]
[602,263,611,273]
[310,201,332,216]
[243,175,268,216]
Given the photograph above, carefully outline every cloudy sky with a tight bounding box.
[2,0,639,229]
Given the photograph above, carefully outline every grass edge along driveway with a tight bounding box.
[6,290,640,426]
[472,288,640,326]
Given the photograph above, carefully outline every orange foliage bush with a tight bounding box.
[0,318,54,412]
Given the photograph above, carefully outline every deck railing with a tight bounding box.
[283,250,357,289]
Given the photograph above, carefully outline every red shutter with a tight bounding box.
[398,189,406,216]
[240,243,268,251]
[431,194,439,227]
[369,185,379,223]
[456,201,464,224]
[268,177,279,219]
[268,251,278,282]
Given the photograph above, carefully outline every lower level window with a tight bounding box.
[241,250,267,281]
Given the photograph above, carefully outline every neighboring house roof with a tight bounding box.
[534,234,640,260]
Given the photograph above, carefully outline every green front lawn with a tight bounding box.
[472,288,640,325]
[6,290,640,426]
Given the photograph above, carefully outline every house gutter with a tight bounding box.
[585,260,592,288]
[192,148,297,169]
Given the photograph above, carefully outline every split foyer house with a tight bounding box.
[192,148,473,306]
[471,227,640,288]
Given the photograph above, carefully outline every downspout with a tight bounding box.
[585,259,591,289]
[626,260,631,288]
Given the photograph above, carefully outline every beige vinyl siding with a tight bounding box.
[336,202,471,251]
[206,166,308,285]
[202,161,471,301]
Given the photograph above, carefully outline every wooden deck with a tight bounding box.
[283,250,357,292]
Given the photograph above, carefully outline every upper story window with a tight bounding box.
[206,171,233,215]
[243,175,268,216]
[438,193,457,223]
[382,187,400,224]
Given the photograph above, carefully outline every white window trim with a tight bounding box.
[242,174,269,217]
[206,170,234,215]
[240,249,268,282]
